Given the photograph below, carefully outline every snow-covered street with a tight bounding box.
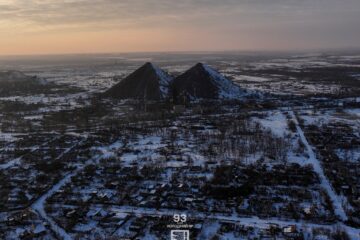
[290,111,348,221]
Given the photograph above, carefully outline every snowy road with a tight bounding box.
[91,205,360,240]
[289,111,348,222]
[0,156,22,169]
[31,172,75,240]
[30,137,88,240]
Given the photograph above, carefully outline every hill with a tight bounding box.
[104,62,173,101]
[171,63,245,100]
[0,70,52,97]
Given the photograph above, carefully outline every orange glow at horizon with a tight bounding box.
[0,0,359,55]
[0,28,267,56]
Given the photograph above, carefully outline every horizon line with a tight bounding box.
[1,47,360,58]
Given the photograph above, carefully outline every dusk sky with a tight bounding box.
[0,0,360,55]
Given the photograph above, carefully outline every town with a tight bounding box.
[0,52,360,239]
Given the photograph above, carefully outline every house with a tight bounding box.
[173,105,186,114]
[283,225,302,238]
[283,225,296,234]
[192,105,203,114]
[87,208,108,220]
[66,209,77,218]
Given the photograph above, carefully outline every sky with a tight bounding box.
[0,0,360,55]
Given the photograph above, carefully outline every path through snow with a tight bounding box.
[30,137,88,240]
[31,172,75,240]
[290,111,348,221]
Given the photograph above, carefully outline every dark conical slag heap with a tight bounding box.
[104,62,173,100]
[171,63,244,100]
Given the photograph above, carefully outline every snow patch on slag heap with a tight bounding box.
[201,63,246,99]
[149,62,173,98]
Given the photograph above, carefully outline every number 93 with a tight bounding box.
[173,214,187,223]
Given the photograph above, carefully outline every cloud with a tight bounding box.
[0,0,231,26]
[0,0,360,53]
[1,0,359,29]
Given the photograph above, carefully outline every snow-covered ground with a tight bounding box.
[290,111,348,222]
[254,111,289,137]
[73,205,360,240]
[1,52,360,239]
[32,172,74,240]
